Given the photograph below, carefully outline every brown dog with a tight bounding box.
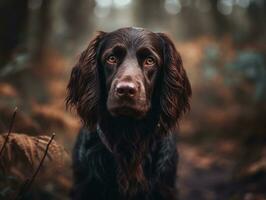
[67,27,191,200]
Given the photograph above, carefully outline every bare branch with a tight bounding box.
[0,107,17,157]
[14,133,56,200]
[14,178,29,199]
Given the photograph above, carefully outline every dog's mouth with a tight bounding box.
[108,103,149,119]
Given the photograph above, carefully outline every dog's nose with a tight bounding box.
[116,82,137,97]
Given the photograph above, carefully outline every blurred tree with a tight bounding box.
[133,0,166,28]
[63,0,94,42]
[29,0,52,61]
[0,0,28,67]
[209,0,230,36]
[246,1,266,42]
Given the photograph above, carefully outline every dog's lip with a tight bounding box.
[108,104,148,118]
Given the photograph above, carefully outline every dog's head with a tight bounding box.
[66,27,191,131]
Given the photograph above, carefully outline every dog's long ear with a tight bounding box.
[66,31,106,129]
[157,33,192,132]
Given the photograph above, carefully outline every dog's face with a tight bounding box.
[99,28,163,118]
[67,27,191,129]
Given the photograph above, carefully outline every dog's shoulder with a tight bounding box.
[73,127,104,163]
[73,127,115,182]
[154,132,178,175]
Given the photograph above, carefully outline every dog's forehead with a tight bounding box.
[103,27,161,49]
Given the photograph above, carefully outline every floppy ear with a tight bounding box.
[157,33,192,132]
[66,31,106,129]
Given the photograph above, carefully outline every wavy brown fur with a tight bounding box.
[66,27,191,200]
[66,32,106,129]
[158,33,192,133]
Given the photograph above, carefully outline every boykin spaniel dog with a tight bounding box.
[66,27,191,200]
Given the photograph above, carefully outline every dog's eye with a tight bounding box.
[107,55,118,64]
[144,57,155,66]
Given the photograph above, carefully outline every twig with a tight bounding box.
[15,133,56,200]
[0,119,7,131]
[26,133,55,190]
[14,178,29,199]
[0,107,17,157]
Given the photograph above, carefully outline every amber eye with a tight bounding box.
[144,57,155,66]
[107,55,118,64]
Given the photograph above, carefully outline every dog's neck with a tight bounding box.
[97,112,161,149]
[96,112,161,195]
[97,125,112,152]
[97,121,161,153]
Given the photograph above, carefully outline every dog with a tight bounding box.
[66,27,191,200]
